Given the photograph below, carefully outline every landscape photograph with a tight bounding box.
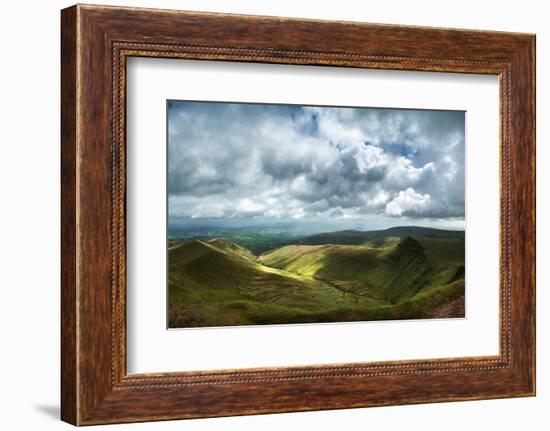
[167,100,466,328]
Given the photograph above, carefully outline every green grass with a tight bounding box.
[414,236,465,267]
[259,237,435,303]
[168,234,465,328]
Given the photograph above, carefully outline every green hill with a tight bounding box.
[168,234,465,328]
[414,236,465,267]
[205,238,256,261]
[168,239,379,328]
[259,237,433,303]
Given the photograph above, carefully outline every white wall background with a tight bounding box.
[0,0,546,429]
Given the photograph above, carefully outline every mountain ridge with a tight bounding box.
[168,232,465,328]
[297,226,464,246]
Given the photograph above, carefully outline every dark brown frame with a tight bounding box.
[61,4,536,426]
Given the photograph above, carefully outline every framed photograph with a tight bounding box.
[165,101,467,329]
[61,4,535,425]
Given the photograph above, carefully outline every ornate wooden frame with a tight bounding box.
[61,4,536,425]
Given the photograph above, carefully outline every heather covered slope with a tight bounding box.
[168,233,465,328]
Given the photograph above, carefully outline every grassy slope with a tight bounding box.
[168,239,378,327]
[414,236,465,268]
[169,235,465,328]
[259,237,435,303]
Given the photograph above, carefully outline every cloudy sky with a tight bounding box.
[168,101,465,231]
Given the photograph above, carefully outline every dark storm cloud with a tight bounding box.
[167,101,465,223]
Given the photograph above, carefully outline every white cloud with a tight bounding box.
[385,188,433,217]
[354,144,388,175]
[167,102,465,223]
[365,190,390,209]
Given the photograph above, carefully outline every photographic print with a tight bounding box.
[167,101,465,328]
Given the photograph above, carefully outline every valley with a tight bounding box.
[168,227,465,328]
